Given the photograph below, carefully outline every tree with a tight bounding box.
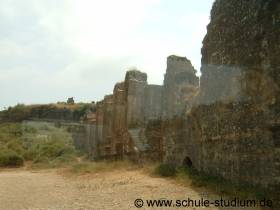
[67,97,74,104]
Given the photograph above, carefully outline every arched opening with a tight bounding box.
[182,156,193,168]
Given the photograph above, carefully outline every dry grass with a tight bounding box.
[152,164,273,200]
[49,103,84,110]
[69,160,137,174]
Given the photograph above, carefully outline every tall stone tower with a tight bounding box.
[195,0,280,194]
[162,55,199,119]
[124,70,147,127]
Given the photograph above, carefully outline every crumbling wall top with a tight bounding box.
[166,55,196,75]
[113,82,125,93]
[125,70,147,83]
[103,94,114,103]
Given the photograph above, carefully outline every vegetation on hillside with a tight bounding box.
[0,102,96,168]
[0,122,78,168]
[0,103,95,123]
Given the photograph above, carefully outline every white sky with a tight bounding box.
[0,0,214,109]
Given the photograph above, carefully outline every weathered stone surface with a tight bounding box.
[163,0,280,193]
[4,0,278,194]
[163,116,201,170]
[98,94,114,157]
[112,82,126,132]
[125,70,147,127]
[162,55,199,119]
[198,0,280,190]
[95,57,198,159]
[144,85,162,121]
[94,101,104,158]
[112,82,127,156]
[144,120,163,161]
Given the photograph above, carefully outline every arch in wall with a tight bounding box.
[182,156,193,168]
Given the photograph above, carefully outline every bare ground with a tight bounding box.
[0,168,262,210]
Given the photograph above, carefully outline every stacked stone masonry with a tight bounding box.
[162,0,279,192]
[89,56,199,160]
[76,0,279,193]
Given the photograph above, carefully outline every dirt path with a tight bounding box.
[0,168,261,210]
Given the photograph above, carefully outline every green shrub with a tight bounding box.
[0,121,80,168]
[0,149,24,167]
[6,140,25,156]
[155,163,177,177]
[30,141,76,163]
[23,149,36,161]
[0,123,22,144]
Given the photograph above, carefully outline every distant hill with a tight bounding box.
[0,103,95,123]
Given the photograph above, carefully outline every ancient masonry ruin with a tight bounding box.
[77,0,279,193]
[85,55,199,160]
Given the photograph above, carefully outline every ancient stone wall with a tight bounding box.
[144,119,163,161]
[199,0,279,189]
[162,55,199,119]
[125,70,147,128]
[111,82,127,157]
[67,123,96,155]
[164,0,280,191]
[98,95,114,156]
[163,115,201,170]
[112,82,126,134]
[94,101,104,158]
[2,2,278,194]
[144,85,162,121]
[94,61,198,159]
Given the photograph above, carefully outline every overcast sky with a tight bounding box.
[0,0,214,109]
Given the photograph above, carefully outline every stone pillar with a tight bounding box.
[197,0,280,192]
[95,101,104,158]
[101,94,114,156]
[143,85,162,121]
[162,55,199,119]
[112,82,127,156]
[124,70,147,128]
